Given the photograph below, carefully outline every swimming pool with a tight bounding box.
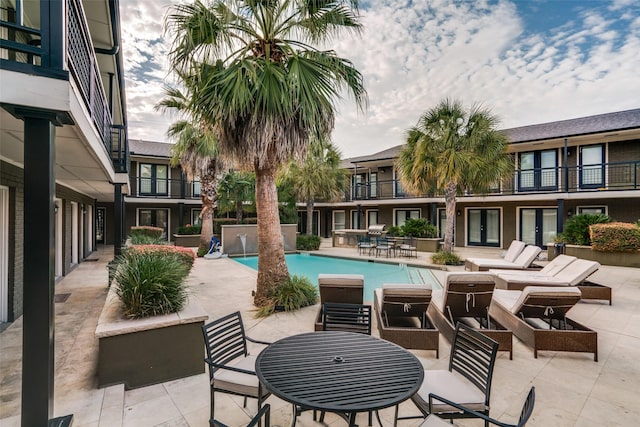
[233,253,439,301]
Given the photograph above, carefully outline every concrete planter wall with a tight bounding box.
[548,244,640,268]
[172,234,201,247]
[415,238,442,253]
[95,287,208,389]
[220,224,297,256]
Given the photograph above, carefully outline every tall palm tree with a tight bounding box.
[279,139,348,235]
[165,0,366,306]
[396,99,513,253]
[167,121,223,249]
[217,170,256,223]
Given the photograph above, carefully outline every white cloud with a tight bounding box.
[120,0,640,158]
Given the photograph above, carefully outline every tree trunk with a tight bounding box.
[199,170,217,249]
[306,200,314,235]
[254,161,289,307]
[236,199,243,224]
[443,180,457,253]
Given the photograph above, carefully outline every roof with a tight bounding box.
[502,108,640,143]
[129,139,173,158]
[342,144,404,167]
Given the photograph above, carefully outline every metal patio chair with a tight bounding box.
[395,322,499,427]
[322,302,372,335]
[202,311,271,427]
[420,387,535,427]
[215,404,271,427]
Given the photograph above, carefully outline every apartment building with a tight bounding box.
[310,109,640,248]
[0,0,128,424]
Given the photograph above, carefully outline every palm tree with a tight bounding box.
[396,99,513,253]
[165,0,367,306]
[217,170,256,224]
[167,121,223,249]
[279,139,349,235]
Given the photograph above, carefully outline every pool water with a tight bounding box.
[233,253,439,301]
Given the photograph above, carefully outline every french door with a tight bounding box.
[467,209,500,247]
[520,208,557,249]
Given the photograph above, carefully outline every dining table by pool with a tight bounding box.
[255,331,424,426]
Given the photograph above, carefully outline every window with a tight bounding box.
[367,210,379,228]
[394,209,420,227]
[577,206,607,215]
[192,179,201,198]
[369,173,378,198]
[437,208,448,239]
[138,209,169,240]
[350,210,363,229]
[518,150,557,191]
[333,210,346,231]
[191,209,202,225]
[139,163,168,195]
[579,144,605,188]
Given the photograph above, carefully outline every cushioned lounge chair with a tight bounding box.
[464,240,526,271]
[489,286,598,361]
[488,254,576,277]
[374,284,439,356]
[493,259,610,304]
[314,274,364,331]
[465,245,542,272]
[427,272,513,359]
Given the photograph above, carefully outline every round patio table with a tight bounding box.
[255,331,424,426]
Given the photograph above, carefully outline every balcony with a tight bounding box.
[0,0,128,174]
[130,178,202,200]
[345,160,640,202]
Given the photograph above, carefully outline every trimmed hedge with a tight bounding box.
[590,222,640,252]
[296,234,321,250]
[559,214,611,245]
[130,226,163,239]
[176,224,201,235]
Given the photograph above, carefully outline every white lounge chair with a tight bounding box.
[465,245,542,271]
[464,240,525,270]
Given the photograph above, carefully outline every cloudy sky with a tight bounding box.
[121,0,640,158]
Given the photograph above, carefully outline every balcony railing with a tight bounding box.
[345,161,640,202]
[130,178,202,200]
[1,0,128,174]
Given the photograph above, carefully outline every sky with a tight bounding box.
[120,0,640,159]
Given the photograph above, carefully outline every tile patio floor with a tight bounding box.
[1,241,639,426]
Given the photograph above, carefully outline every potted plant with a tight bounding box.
[95,245,208,389]
[400,218,442,252]
[173,223,202,247]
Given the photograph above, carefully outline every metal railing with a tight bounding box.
[1,0,128,174]
[130,178,202,200]
[344,161,640,201]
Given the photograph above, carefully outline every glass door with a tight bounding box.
[579,144,604,189]
[467,209,500,247]
[520,208,557,248]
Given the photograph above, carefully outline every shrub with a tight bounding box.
[296,234,321,250]
[114,250,189,318]
[401,218,438,238]
[559,214,612,245]
[127,244,196,271]
[130,234,164,245]
[432,251,462,265]
[197,243,209,258]
[590,222,640,252]
[130,226,163,239]
[386,225,401,237]
[176,224,202,235]
[257,275,318,317]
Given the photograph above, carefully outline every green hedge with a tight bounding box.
[176,224,202,235]
[590,222,640,252]
[130,226,163,239]
[296,234,321,250]
[558,214,611,245]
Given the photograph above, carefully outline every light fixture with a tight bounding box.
[567,209,573,217]
[54,202,59,214]
[457,210,461,216]
[380,168,385,174]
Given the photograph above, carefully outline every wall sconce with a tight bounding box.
[567,209,573,217]
[54,202,59,214]
[379,168,385,174]
[457,210,461,216]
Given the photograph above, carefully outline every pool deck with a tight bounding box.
[1,241,639,426]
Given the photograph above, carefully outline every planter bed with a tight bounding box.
[95,286,208,389]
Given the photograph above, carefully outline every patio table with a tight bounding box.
[255,331,424,427]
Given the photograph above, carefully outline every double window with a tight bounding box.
[139,164,168,196]
[518,150,557,191]
[394,209,420,227]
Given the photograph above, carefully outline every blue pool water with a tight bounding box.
[233,253,439,301]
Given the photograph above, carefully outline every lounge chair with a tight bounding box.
[374,284,439,356]
[488,254,576,277]
[464,240,525,271]
[493,259,610,304]
[427,272,513,359]
[489,286,598,361]
[465,245,542,272]
[314,274,364,331]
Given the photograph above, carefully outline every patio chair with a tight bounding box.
[215,404,271,427]
[420,387,535,427]
[464,240,526,271]
[357,235,375,255]
[466,245,542,271]
[202,311,271,427]
[314,274,364,331]
[488,254,576,277]
[398,236,418,258]
[489,286,598,361]
[322,302,372,335]
[427,272,513,359]
[493,259,610,304]
[395,322,499,427]
[375,236,395,257]
[373,283,439,356]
